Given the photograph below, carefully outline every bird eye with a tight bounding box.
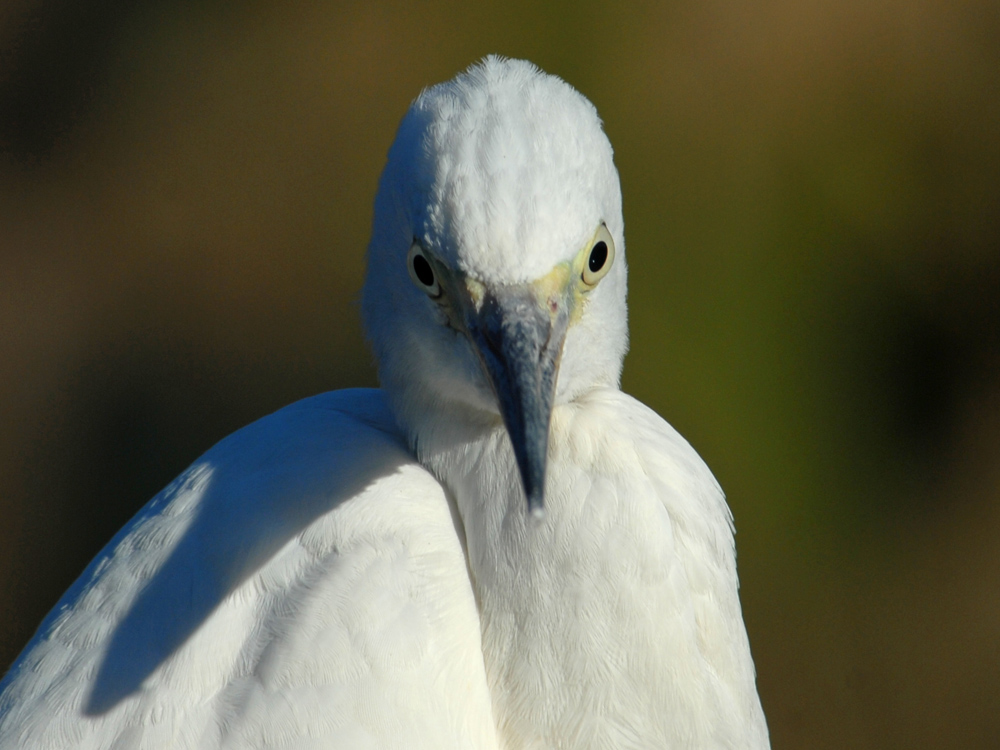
[581,224,616,286]
[407,241,441,297]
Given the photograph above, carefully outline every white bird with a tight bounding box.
[0,57,769,749]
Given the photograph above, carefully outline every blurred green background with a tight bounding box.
[1,0,998,746]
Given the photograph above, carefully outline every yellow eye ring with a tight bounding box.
[407,241,442,298]
[581,224,615,286]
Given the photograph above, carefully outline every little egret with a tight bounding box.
[0,57,769,749]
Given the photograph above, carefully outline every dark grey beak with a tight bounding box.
[467,285,570,518]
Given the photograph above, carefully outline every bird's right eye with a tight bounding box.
[407,242,441,298]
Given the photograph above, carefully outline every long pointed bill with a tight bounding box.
[466,281,571,518]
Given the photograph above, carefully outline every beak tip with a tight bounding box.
[527,492,546,522]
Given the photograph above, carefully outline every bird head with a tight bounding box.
[362,57,628,517]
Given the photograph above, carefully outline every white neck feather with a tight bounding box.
[408,389,769,749]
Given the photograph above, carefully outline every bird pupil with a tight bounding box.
[413,254,435,286]
[589,242,608,273]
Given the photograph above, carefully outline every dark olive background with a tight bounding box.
[1,2,998,747]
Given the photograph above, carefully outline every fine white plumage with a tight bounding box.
[0,57,769,749]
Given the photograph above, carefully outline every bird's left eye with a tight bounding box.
[407,241,442,298]
[581,224,616,286]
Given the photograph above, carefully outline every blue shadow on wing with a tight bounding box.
[83,389,410,715]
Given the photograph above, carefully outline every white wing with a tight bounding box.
[0,389,498,750]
